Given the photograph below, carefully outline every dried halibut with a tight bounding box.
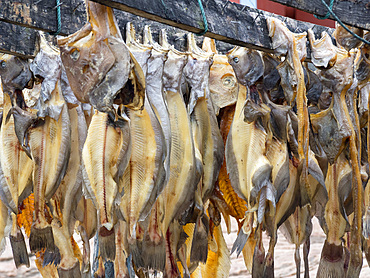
[0,92,32,267]
[333,23,363,52]
[82,110,130,260]
[185,33,224,205]
[159,30,197,233]
[58,2,145,112]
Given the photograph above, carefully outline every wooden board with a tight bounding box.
[0,0,87,35]
[271,0,370,31]
[0,21,39,58]
[0,0,333,58]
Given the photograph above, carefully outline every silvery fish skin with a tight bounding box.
[58,2,145,112]
[184,34,224,204]
[143,25,171,185]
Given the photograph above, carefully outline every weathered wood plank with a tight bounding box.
[0,0,87,35]
[0,21,39,58]
[271,0,370,31]
[0,0,333,58]
[91,0,333,54]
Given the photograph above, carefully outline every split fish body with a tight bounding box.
[28,80,71,252]
[185,34,224,204]
[216,105,247,223]
[0,92,33,213]
[226,85,272,210]
[82,110,130,231]
[158,36,197,233]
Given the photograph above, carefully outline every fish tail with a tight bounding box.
[142,233,166,271]
[316,240,345,278]
[9,230,30,268]
[29,225,55,253]
[57,261,82,278]
[190,215,209,264]
[98,226,116,261]
[129,241,143,270]
[42,246,61,267]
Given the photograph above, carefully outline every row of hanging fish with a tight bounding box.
[1,1,370,278]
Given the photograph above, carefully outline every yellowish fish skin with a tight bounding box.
[29,82,71,228]
[0,92,33,213]
[82,111,128,231]
[0,197,9,255]
[200,224,231,278]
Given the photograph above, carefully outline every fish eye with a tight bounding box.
[70,49,80,61]
[233,57,239,63]
[222,76,236,88]
[0,61,6,69]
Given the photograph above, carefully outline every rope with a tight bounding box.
[196,0,208,36]
[314,0,334,20]
[315,0,370,45]
[49,0,62,36]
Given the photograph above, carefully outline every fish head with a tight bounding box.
[355,33,370,87]
[0,54,33,94]
[30,34,62,103]
[208,54,238,113]
[58,23,116,104]
[333,23,363,52]
[307,29,337,68]
[227,46,264,87]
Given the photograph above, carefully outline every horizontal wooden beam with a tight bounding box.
[270,0,370,31]
[0,21,39,59]
[0,0,87,35]
[90,0,333,54]
[0,0,334,58]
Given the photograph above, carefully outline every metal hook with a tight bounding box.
[34,0,43,5]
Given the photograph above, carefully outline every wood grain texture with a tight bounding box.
[0,0,87,35]
[271,0,370,31]
[0,0,334,58]
[0,21,39,58]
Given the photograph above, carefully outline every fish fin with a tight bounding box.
[9,231,30,268]
[231,228,250,257]
[308,156,326,188]
[317,240,345,278]
[190,215,209,263]
[43,246,61,267]
[142,233,166,271]
[274,158,290,203]
[29,225,55,253]
[58,261,81,278]
[129,241,143,270]
[98,227,116,261]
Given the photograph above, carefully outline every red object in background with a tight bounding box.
[257,0,335,28]
[229,0,240,3]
